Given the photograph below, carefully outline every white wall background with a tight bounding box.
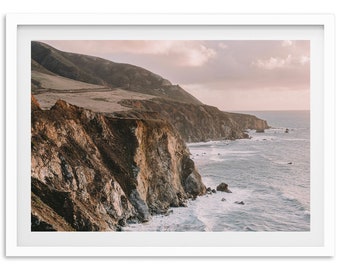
[1,0,338,269]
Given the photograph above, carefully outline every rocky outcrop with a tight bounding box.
[225,112,270,131]
[234,201,245,205]
[116,98,269,142]
[31,97,205,231]
[216,182,232,193]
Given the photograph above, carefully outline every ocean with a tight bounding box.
[123,111,310,231]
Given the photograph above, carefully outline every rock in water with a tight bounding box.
[216,182,232,193]
[234,201,245,205]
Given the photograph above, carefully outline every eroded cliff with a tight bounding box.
[117,98,269,142]
[31,97,205,231]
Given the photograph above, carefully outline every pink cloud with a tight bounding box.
[42,40,216,67]
[253,54,309,70]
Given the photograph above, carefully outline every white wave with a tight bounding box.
[250,136,276,141]
[122,186,253,232]
[282,138,308,141]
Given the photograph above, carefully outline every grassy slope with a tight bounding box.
[32,41,202,105]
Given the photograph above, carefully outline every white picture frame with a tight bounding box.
[6,13,335,257]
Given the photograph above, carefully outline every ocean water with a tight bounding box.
[123,111,310,231]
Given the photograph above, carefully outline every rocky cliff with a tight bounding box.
[224,112,270,131]
[31,97,205,231]
[116,98,269,142]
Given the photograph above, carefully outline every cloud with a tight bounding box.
[166,42,216,67]
[253,55,293,70]
[218,42,228,49]
[118,41,216,67]
[42,40,216,67]
[253,53,309,70]
[299,55,310,65]
[281,40,294,47]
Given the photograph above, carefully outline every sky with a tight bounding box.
[42,40,310,111]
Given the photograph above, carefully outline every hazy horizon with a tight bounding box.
[40,40,310,111]
[229,109,310,112]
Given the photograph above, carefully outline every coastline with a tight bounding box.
[123,113,310,231]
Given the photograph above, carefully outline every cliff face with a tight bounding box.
[225,112,270,131]
[31,98,205,231]
[116,99,269,142]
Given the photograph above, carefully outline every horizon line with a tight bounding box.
[226,109,310,112]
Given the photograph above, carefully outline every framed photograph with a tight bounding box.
[6,14,335,256]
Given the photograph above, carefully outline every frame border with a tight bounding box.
[6,13,335,257]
